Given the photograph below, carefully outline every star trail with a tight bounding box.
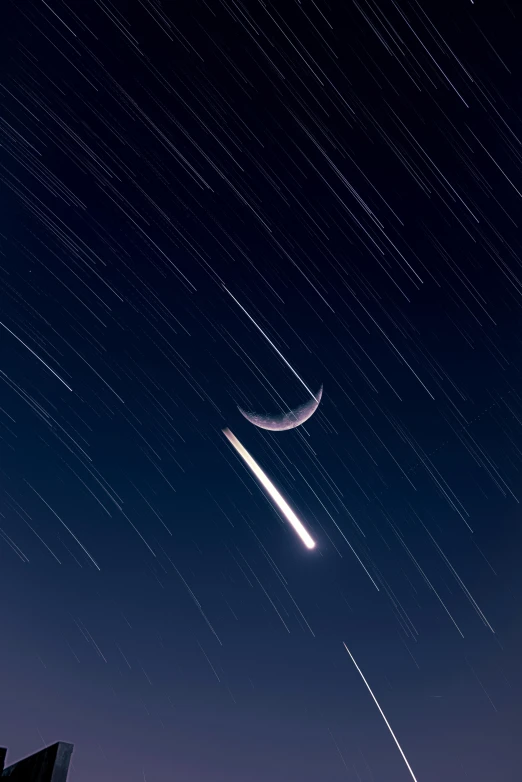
[1,0,522,780]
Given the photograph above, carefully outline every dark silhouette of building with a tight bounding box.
[0,743,73,781]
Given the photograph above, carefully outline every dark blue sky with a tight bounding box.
[1,0,522,780]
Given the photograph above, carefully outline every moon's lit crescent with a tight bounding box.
[238,385,323,432]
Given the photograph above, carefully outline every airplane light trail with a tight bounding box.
[223,428,316,550]
[343,643,419,781]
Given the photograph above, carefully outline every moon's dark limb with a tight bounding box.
[238,385,323,431]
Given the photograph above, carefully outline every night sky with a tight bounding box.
[1,0,522,780]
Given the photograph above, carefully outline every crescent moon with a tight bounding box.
[238,385,323,432]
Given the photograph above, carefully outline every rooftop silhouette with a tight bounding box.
[1,743,73,781]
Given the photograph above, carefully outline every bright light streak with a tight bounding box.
[343,643,419,782]
[223,428,316,550]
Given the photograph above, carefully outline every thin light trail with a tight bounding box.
[343,643,420,782]
[25,480,100,570]
[0,320,73,391]
[223,286,319,403]
[223,428,316,549]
